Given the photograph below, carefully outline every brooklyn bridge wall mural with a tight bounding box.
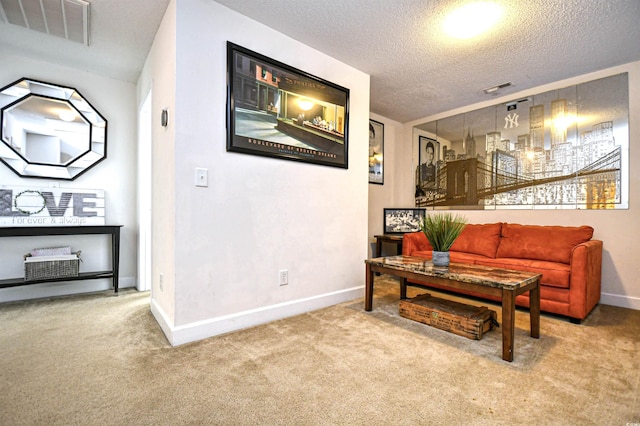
[414,73,628,210]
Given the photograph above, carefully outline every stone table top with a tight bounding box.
[365,255,542,290]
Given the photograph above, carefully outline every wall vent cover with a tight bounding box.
[0,0,90,45]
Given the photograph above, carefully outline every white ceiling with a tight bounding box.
[2,0,639,123]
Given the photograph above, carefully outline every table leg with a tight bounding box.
[374,239,384,276]
[112,227,121,293]
[529,280,541,338]
[501,289,516,362]
[400,277,407,300]
[365,263,374,311]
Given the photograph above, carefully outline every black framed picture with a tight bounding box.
[383,208,426,234]
[416,136,439,192]
[369,119,384,184]
[226,42,350,168]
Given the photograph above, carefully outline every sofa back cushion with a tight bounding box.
[450,223,502,258]
[401,231,433,256]
[496,223,594,264]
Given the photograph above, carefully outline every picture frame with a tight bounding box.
[383,208,426,234]
[417,136,440,188]
[369,119,384,184]
[226,41,350,168]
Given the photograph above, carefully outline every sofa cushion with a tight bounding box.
[450,223,502,258]
[402,232,432,255]
[477,257,571,289]
[495,223,593,264]
[409,251,496,265]
[450,251,493,264]
[411,250,433,259]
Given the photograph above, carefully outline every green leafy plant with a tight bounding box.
[420,212,467,252]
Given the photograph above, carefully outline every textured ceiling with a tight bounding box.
[1,0,639,124]
[216,0,640,123]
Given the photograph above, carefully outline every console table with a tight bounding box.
[0,225,123,292]
[374,234,404,257]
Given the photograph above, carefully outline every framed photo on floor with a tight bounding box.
[226,41,350,168]
[383,208,426,234]
[369,119,384,184]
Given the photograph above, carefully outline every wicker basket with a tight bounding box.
[30,246,72,257]
[24,252,81,281]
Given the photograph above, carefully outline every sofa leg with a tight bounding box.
[570,317,582,324]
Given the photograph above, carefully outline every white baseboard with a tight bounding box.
[600,292,640,311]
[151,286,365,347]
[119,276,136,289]
[150,297,174,343]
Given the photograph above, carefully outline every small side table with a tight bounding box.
[374,234,404,257]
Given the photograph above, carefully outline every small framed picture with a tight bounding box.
[417,136,439,191]
[383,208,426,234]
[369,119,384,184]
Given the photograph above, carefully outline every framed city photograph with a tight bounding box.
[226,42,350,168]
[383,208,426,234]
[369,119,384,184]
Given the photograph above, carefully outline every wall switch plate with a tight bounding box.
[195,168,208,187]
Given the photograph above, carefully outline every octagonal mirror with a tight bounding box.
[0,78,107,180]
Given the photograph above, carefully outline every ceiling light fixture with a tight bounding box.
[443,2,503,40]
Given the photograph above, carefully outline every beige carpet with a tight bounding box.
[0,275,639,425]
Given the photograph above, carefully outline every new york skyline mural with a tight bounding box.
[414,73,628,210]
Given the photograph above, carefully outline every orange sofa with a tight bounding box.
[402,222,603,323]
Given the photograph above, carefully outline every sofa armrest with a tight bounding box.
[568,240,603,320]
[402,231,432,255]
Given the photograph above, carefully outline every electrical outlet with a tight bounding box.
[279,269,288,286]
[159,273,164,291]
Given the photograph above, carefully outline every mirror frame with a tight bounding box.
[0,78,107,180]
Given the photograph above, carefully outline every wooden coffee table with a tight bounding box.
[364,255,542,362]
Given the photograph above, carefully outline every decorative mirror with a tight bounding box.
[0,78,107,180]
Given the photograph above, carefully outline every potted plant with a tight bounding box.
[419,212,467,267]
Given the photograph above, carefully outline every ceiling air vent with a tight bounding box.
[0,0,90,45]
[482,81,513,95]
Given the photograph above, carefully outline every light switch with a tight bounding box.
[195,168,208,187]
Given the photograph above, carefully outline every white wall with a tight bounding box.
[376,62,640,311]
[146,0,370,345]
[138,0,178,332]
[367,113,405,256]
[0,49,139,302]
